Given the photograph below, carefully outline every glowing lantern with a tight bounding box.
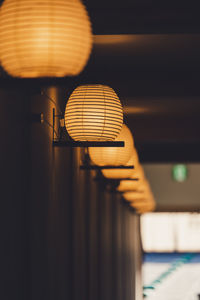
[130,201,156,214]
[0,0,92,77]
[102,151,138,179]
[129,198,150,205]
[65,85,123,141]
[123,191,146,202]
[136,180,150,193]
[89,124,134,166]
[117,180,140,192]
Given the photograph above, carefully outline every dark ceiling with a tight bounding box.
[84,1,200,162]
[85,0,200,34]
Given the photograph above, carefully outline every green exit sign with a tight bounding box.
[172,164,188,182]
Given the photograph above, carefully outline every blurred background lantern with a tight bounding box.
[0,0,92,77]
[89,124,134,166]
[123,191,146,202]
[136,180,150,193]
[65,84,123,141]
[101,151,138,179]
[130,201,156,213]
[117,179,140,192]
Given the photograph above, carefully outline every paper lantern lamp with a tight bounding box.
[129,198,150,205]
[117,180,140,192]
[123,191,146,202]
[102,152,138,179]
[89,124,134,166]
[136,180,150,193]
[130,201,156,214]
[0,0,92,77]
[131,201,150,213]
[65,85,123,141]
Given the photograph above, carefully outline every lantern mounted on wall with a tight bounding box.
[88,124,134,165]
[78,123,134,170]
[101,149,139,180]
[117,179,140,193]
[52,84,127,149]
[51,108,125,148]
[65,84,123,142]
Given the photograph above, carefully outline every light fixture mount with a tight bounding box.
[52,109,125,148]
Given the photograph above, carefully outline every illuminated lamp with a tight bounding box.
[102,151,138,179]
[0,0,92,77]
[129,198,150,205]
[131,201,156,214]
[89,124,133,166]
[123,191,146,202]
[65,85,123,141]
[136,180,150,193]
[117,180,140,192]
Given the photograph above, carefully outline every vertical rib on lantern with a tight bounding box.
[0,0,92,77]
[65,84,123,141]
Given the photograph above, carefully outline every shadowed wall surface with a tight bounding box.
[1,86,142,300]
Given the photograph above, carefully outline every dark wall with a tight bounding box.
[1,86,142,300]
[1,87,30,300]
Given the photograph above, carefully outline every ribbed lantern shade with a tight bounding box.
[89,124,133,166]
[117,180,140,192]
[102,154,137,179]
[0,0,92,78]
[123,191,146,202]
[65,85,123,141]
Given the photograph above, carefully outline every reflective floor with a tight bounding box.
[143,253,200,300]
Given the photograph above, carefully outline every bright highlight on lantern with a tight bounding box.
[65,85,123,141]
[89,124,134,166]
[0,0,92,77]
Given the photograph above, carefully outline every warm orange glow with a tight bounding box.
[123,191,146,202]
[89,124,134,166]
[129,197,156,213]
[94,34,136,45]
[135,203,156,214]
[123,106,151,115]
[0,0,92,77]
[117,179,140,192]
[101,150,138,179]
[65,84,123,141]
[130,164,145,180]
[126,183,156,214]
[131,200,154,207]
[136,179,150,193]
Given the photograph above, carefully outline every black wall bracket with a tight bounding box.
[80,165,134,170]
